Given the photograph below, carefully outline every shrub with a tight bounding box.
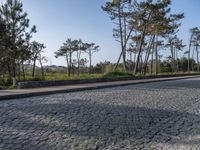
[103,71,133,78]
[104,64,114,73]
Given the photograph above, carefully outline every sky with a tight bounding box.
[1,0,200,66]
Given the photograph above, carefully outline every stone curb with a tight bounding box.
[0,75,200,101]
[18,73,200,89]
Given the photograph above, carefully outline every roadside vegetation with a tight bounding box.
[0,0,200,88]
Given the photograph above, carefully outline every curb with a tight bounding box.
[0,75,200,101]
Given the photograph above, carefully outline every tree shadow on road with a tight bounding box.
[1,99,200,149]
[126,78,200,90]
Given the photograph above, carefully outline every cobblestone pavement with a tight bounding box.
[1,78,200,149]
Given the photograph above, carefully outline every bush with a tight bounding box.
[8,85,17,89]
[103,71,133,78]
[104,64,114,73]
[0,86,6,90]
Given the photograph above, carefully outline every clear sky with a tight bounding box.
[2,0,200,66]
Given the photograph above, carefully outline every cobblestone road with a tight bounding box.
[1,78,200,150]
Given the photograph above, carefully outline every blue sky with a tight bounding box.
[3,0,200,66]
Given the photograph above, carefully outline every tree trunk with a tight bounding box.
[21,61,26,81]
[150,43,154,75]
[113,7,134,72]
[176,49,179,72]
[188,35,192,72]
[174,47,177,72]
[129,52,132,72]
[134,12,152,74]
[39,58,45,80]
[32,59,36,78]
[192,47,195,72]
[134,28,146,74]
[18,62,21,81]
[77,51,81,75]
[12,60,17,86]
[114,51,122,72]
[143,35,155,75]
[170,45,175,73]
[68,52,72,77]
[89,51,92,74]
[196,46,199,72]
[139,55,143,73]
[122,16,127,72]
[65,55,69,76]
[7,63,12,83]
[133,52,136,66]
[155,35,158,75]
[118,5,127,72]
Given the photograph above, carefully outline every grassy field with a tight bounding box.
[1,71,200,90]
[44,73,103,81]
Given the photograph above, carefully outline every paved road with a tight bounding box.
[1,78,200,150]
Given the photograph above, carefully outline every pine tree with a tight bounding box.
[102,0,135,72]
[0,0,36,85]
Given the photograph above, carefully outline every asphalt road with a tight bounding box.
[1,78,200,149]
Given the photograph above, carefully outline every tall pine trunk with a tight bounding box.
[196,46,200,72]
[21,61,26,81]
[134,12,151,74]
[143,36,155,75]
[89,52,92,74]
[134,28,146,74]
[32,59,36,78]
[39,59,45,80]
[155,35,158,75]
[12,60,17,86]
[188,35,193,72]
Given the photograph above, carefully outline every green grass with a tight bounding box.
[8,85,17,89]
[9,73,104,81]
[1,71,200,90]
[44,73,103,81]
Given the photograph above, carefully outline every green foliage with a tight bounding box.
[104,64,114,73]
[55,38,100,76]
[0,86,6,90]
[93,61,112,73]
[8,85,17,89]
[103,71,133,78]
[160,60,172,73]
[105,63,125,72]
[42,73,103,81]
[0,0,37,85]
